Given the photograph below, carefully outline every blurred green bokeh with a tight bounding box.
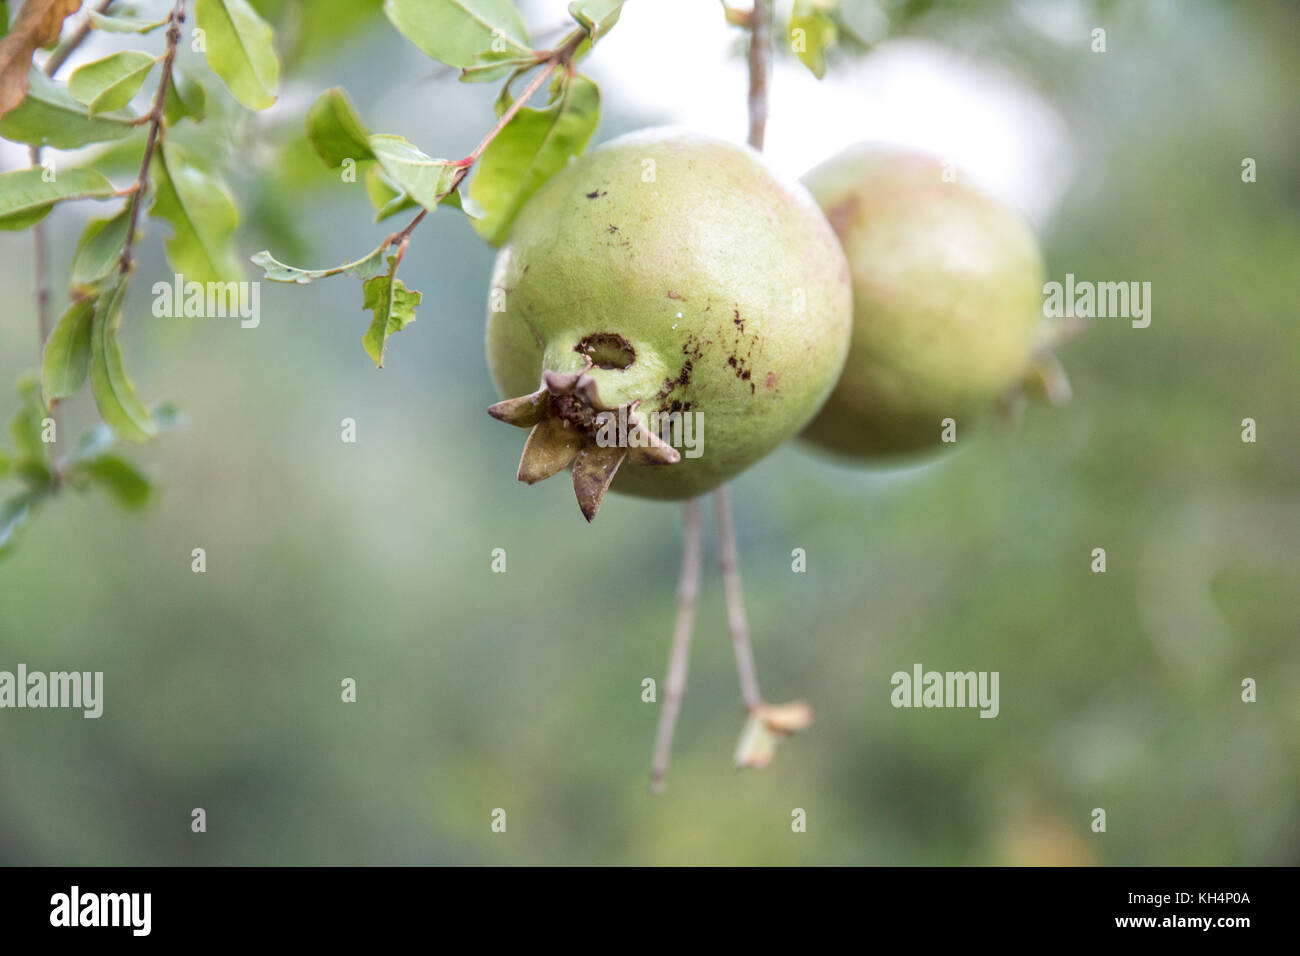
[0,0,1296,865]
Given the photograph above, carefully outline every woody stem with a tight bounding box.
[649,497,703,794]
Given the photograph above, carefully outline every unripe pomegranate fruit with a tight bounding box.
[486,127,852,519]
[799,145,1050,459]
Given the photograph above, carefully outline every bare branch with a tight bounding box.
[118,0,186,277]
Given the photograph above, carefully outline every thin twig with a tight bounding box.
[381,29,587,267]
[43,0,117,78]
[649,498,703,795]
[746,0,772,150]
[714,485,762,710]
[118,0,186,276]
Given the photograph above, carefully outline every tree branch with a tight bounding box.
[118,0,185,277]
[746,0,772,150]
[381,29,588,268]
[649,497,703,795]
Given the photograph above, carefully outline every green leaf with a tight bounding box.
[0,492,40,559]
[361,258,421,368]
[568,0,623,45]
[90,281,156,444]
[368,133,463,210]
[383,0,531,68]
[470,74,600,246]
[364,163,481,222]
[0,166,116,231]
[0,69,137,148]
[42,296,96,405]
[195,0,281,110]
[149,141,242,283]
[278,0,387,65]
[71,208,132,288]
[459,50,537,84]
[442,188,484,219]
[163,68,207,124]
[10,374,47,466]
[790,0,838,80]
[251,245,389,284]
[88,10,170,33]
[68,51,158,115]
[306,87,373,168]
[363,163,416,221]
[492,63,531,117]
[71,454,153,509]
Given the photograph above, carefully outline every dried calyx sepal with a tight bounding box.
[733,700,816,769]
[487,358,680,522]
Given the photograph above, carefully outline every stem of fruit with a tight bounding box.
[746,0,773,150]
[706,0,774,719]
[714,485,762,710]
[648,497,703,795]
[118,0,186,278]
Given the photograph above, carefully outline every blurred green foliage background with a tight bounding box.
[0,0,1296,864]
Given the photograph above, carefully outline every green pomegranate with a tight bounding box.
[486,127,852,520]
[800,145,1051,459]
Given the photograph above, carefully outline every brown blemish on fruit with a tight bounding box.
[764,371,778,390]
[667,290,684,300]
[655,359,694,400]
[608,224,618,234]
[727,353,756,394]
[732,306,744,332]
[585,189,607,199]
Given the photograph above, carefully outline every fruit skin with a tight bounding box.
[799,145,1046,459]
[486,126,852,503]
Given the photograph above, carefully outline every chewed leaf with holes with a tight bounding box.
[361,258,422,368]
